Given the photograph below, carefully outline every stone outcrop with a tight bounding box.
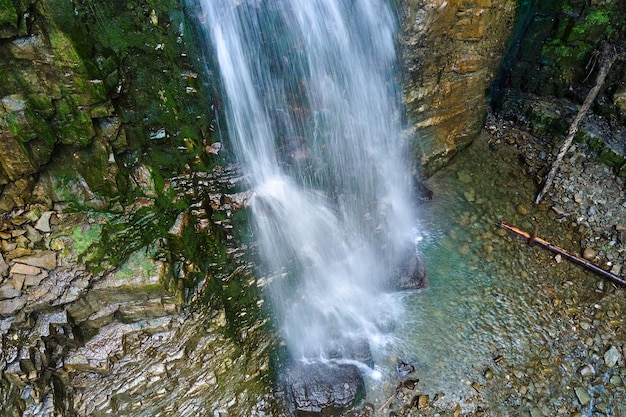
[0,165,275,416]
[0,0,216,212]
[400,0,517,175]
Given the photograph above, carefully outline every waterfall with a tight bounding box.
[197,0,416,362]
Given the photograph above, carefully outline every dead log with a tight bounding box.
[535,42,617,204]
[500,222,626,286]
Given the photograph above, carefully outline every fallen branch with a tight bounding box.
[377,392,396,414]
[500,222,626,286]
[535,42,617,204]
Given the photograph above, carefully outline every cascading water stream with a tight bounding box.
[197,0,417,364]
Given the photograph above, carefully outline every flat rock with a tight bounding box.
[15,251,57,270]
[10,263,41,276]
[34,211,54,232]
[0,297,26,316]
[0,283,21,299]
[24,271,48,287]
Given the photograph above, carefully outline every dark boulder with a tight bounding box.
[389,250,427,291]
[285,361,364,415]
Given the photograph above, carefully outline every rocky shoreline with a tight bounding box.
[356,110,626,417]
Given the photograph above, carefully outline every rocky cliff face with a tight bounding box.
[400,0,517,175]
[0,0,217,211]
[0,1,277,416]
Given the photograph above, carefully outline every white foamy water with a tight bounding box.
[197,0,416,360]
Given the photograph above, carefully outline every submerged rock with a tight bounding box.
[323,336,374,368]
[285,361,364,415]
[390,250,427,291]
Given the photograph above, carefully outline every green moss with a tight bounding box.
[0,0,17,28]
[586,9,610,26]
[112,248,159,281]
[70,222,103,257]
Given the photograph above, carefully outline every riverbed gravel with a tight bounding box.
[365,112,626,417]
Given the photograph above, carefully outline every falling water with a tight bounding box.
[198,0,416,362]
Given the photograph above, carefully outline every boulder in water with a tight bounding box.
[390,250,427,290]
[285,361,364,414]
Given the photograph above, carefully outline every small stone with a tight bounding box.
[11,274,24,291]
[0,283,21,299]
[0,254,8,277]
[484,368,493,380]
[604,345,621,367]
[578,364,595,377]
[34,211,54,233]
[10,263,41,276]
[574,386,590,406]
[24,225,42,245]
[457,171,472,184]
[574,193,583,203]
[516,204,528,215]
[0,297,26,316]
[205,142,222,155]
[24,271,48,287]
[582,248,597,260]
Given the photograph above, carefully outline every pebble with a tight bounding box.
[573,386,591,406]
[457,171,472,184]
[604,346,621,367]
[582,247,596,260]
[578,364,595,377]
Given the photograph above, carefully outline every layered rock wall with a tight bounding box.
[400,0,517,175]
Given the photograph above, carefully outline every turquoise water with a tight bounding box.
[361,135,624,414]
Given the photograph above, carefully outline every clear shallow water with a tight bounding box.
[362,136,626,415]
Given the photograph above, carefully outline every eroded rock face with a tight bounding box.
[400,0,517,175]
[0,165,277,417]
[0,0,217,213]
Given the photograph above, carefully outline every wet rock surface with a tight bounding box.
[390,250,427,291]
[0,164,279,417]
[286,361,364,414]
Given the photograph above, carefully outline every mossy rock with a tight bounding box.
[0,0,18,38]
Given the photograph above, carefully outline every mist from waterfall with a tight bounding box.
[198,0,416,361]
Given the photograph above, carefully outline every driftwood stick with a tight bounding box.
[377,393,397,414]
[500,222,626,286]
[535,42,616,204]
